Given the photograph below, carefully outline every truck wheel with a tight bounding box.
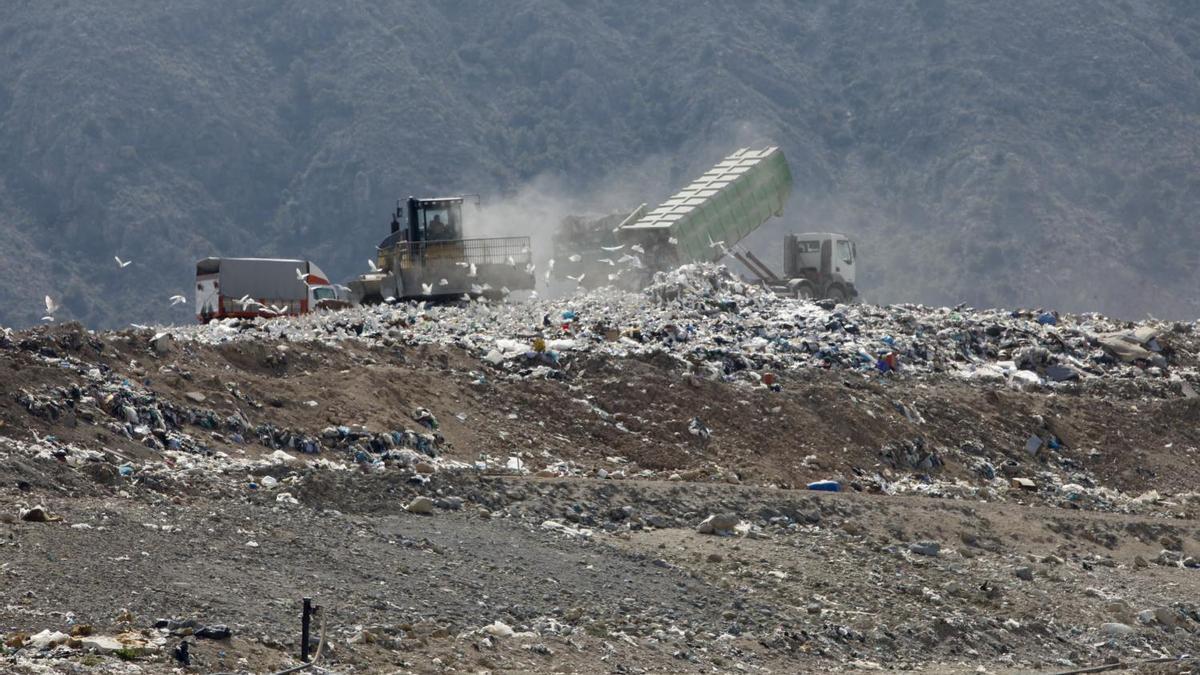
[826,286,847,304]
[792,281,816,300]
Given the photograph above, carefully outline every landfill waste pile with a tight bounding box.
[2,263,1200,673]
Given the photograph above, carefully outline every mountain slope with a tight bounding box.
[2,0,1200,327]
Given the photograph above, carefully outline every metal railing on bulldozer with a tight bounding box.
[393,236,532,267]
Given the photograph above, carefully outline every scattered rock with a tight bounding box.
[194,624,232,640]
[909,541,941,557]
[1100,622,1135,637]
[406,496,435,515]
[483,621,514,638]
[697,513,739,535]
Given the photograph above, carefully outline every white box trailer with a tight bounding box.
[195,257,346,322]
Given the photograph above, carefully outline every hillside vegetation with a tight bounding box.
[2,0,1200,326]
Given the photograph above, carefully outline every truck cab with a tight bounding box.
[783,233,859,302]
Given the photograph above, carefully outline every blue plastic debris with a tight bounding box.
[807,480,841,492]
[118,464,134,477]
[1036,312,1057,325]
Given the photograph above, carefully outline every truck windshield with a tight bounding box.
[312,286,337,301]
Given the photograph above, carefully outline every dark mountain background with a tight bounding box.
[3,0,1200,328]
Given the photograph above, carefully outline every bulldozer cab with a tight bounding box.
[381,197,465,246]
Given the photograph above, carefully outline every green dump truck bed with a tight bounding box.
[617,147,792,266]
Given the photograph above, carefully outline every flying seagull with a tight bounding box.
[668,236,679,245]
[600,245,624,252]
[597,258,615,266]
[439,278,449,286]
[708,235,725,250]
[421,282,434,295]
[468,262,477,277]
[567,273,585,284]
[630,244,645,254]
[44,295,58,315]
[114,256,132,268]
[367,259,380,273]
[568,254,582,263]
[169,295,187,306]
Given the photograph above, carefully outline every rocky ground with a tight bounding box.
[2,266,1199,673]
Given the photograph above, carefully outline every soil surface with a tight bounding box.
[1,320,1199,673]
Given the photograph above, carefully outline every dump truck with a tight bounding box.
[195,257,349,322]
[554,146,859,301]
[350,196,534,304]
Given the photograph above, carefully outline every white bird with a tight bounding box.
[567,273,585,284]
[597,258,615,266]
[617,254,637,264]
[601,244,624,252]
[44,295,58,315]
[506,256,516,267]
[708,235,725,250]
[169,295,187,306]
[438,278,449,286]
[367,259,380,273]
[238,295,259,310]
[500,286,510,295]
[525,263,536,275]
[385,296,397,304]
[568,254,582,263]
[668,236,679,245]
[547,258,555,271]
[544,269,552,282]
[521,245,531,254]
[114,255,132,268]
[461,293,471,301]
[631,244,645,254]
[608,272,621,282]
[295,268,309,286]
[455,261,469,268]
[421,282,434,295]
[468,262,477,277]
[471,284,484,294]
[130,323,149,330]
[272,304,288,315]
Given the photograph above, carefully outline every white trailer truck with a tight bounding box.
[194,257,348,322]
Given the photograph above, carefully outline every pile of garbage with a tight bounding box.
[160,264,1198,397]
